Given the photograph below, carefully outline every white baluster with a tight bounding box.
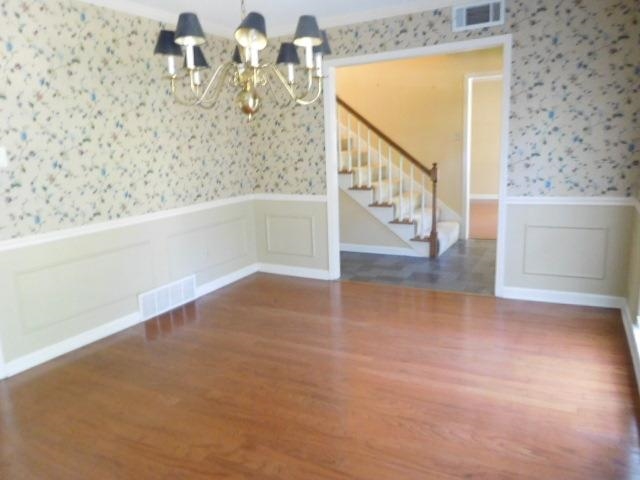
[399,156,404,220]
[367,129,372,188]
[377,137,382,203]
[387,145,392,205]
[357,121,362,187]
[421,174,426,237]
[410,164,414,225]
[347,114,352,172]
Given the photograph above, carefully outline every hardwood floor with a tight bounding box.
[1,274,638,479]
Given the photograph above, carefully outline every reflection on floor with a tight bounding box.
[340,239,496,295]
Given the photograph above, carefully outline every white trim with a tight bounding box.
[500,286,624,309]
[0,335,6,380]
[340,243,422,257]
[493,39,512,299]
[0,194,327,253]
[0,259,333,379]
[252,193,327,203]
[77,0,458,38]
[257,263,332,280]
[78,0,235,37]
[322,34,513,294]
[324,69,342,280]
[297,1,456,38]
[327,35,513,69]
[621,301,640,397]
[196,264,260,297]
[505,196,638,207]
[3,311,142,379]
[470,194,499,201]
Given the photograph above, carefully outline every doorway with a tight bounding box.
[323,36,511,296]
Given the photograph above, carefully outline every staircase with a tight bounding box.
[337,98,460,258]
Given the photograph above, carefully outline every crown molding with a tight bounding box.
[76,0,456,39]
[77,0,235,37]
[280,0,456,37]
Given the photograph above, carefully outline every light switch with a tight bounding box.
[0,147,7,169]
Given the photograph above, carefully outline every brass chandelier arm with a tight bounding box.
[170,63,236,108]
[267,65,323,105]
[196,63,238,108]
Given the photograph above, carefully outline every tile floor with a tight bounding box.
[340,239,496,295]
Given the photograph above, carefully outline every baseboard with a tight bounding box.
[0,261,333,379]
[499,286,624,308]
[3,311,142,379]
[621,301,640,397]
[340,243,422,257]
[196,264,260,297]
[257,263,332,280]
[470,194,499,201]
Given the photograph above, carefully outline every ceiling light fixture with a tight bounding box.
[154,0,331,119]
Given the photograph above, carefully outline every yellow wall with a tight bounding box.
[336,48,503,214]
[470,77,503,196]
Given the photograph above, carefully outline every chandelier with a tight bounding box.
[153,1,331,118]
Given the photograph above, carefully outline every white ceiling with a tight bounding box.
[81,0,457,37]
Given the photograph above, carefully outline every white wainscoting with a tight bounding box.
[0,194,329,379]
[498,199,635,306]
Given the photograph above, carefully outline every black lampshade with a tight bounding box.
[312,30,331,55]
[232,46,242,64]
[293,15,322,48]
[276,42,300,65]
[154,30,183,56]
[234,12,267,50]
[175,12,206,46]
[184,46,209,70]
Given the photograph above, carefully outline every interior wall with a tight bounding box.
[254,199,329,272]
[0,0,252,241]
[252,1,639,199]
[339,191,407,248]
[0,200,257,363]
[335,49,503,214]
[628,209,640,321]
[470,78,502,197]
[504,204,633,297]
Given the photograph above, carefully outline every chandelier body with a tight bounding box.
[154,7,331,118]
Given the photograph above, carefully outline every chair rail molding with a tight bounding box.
[0,193,328,253]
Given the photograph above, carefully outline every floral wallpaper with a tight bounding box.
[252,0,639,198]
[1,0,638,240]
[0,0,252,240]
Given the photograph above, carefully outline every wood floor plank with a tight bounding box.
[1,273,638,479]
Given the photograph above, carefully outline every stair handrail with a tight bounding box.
[337,97,439,257]
[337,97,436,182]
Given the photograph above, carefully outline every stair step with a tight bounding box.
[389,219,416,225]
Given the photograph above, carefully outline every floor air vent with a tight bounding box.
[138,276,197,320]
[453,1,504,32]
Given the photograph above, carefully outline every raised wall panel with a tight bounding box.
[16,243,153,332]
[266,215,315,257]
[523,226,607,280]
[254,200,329,270]
[504,204,632,296]
[167,217,249,279]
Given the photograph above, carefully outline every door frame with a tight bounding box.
[323,34,512,297]
[462,72,503,240]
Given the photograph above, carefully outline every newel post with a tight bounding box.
[429,163,439,258]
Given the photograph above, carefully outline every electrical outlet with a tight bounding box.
[0,147,7,169]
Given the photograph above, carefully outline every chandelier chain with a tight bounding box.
[240,0,247,20]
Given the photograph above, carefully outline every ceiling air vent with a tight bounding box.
[452,1,505,32]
